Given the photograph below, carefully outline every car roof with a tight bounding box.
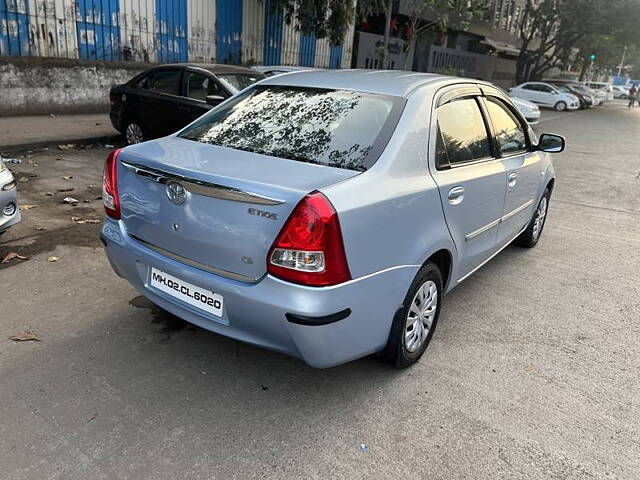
[150,63,261,75]
[259,69,464,97]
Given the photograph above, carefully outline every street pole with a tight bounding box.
[382,0,393,69]
[617,46,627,77]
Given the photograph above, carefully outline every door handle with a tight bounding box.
[508,172,518,187]
[448,186,465,205]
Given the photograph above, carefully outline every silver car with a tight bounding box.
[0,159,20,236]
[102,71,564,368]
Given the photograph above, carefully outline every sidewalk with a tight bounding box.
[0,113,120,152]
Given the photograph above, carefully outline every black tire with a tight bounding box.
[379,262,443,368]
[124,119,145,145]
[554,101,567,112]
[515,188,550,248]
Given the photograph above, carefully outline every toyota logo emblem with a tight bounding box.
[166,181,186,205]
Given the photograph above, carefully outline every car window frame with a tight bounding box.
[432,87,497,171]
[147,67,184,98]
[181,68,231,102]
[478,91,532,158]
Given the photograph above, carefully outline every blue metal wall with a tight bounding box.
[329,44,343,69]
[0,0,351,66]
[76,0,121,60]
[156,0,187,62]
[299,32,316,67]
[0,0,30,56]
[216,0,242,64]
[263,0,283,66]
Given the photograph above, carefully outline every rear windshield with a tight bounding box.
[179,86,403,171]
[216,73,264,92]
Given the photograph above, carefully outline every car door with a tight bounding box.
[481,92,543,246]
[517,83,542,105]
[429,87,508,281]
[178,69,231,128]
[537,84,558,107]
[146,67,184,136]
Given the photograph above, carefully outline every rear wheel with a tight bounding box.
[515,189,550,248]
[554,101,567,112]
[379,262,443,368]
[125,120,144,145]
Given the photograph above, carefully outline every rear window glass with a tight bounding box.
[179,86,403,171]
[217,73,264,92]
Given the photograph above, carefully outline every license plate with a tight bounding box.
[150,267,223,318]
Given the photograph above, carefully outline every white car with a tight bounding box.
[584,82,614,102]
[611,85,630,99]
[510,96,541,124]
[510,82,580,111]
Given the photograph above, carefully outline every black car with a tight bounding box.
[548,82,592,109]
[109,64,265,144]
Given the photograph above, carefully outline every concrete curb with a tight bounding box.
[1,134,124,155]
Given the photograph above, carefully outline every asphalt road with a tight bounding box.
[1,103,639,479]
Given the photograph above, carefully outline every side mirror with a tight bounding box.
[206,95,225,105]
[537,133,565,153]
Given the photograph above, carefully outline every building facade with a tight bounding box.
[0,0,354,68]
[352,0,527,87]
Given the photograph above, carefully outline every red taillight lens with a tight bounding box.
[268,191,351,287]
[102,148,122,219]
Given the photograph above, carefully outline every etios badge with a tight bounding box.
[166,181,186,205]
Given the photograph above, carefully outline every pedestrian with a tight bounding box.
[628,84,637,108]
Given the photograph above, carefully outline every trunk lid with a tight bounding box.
[117,136,358,281]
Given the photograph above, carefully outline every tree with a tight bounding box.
[266,0,373,46]
[514,0,640,83]
[399,0,489,69]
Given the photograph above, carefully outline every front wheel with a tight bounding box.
[379,262,443,368]
[554,101,567,112]
[515,189,550,248]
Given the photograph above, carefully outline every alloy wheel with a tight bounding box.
[125,122,144,144]
[532,196,548,241]
[405,280,438,353]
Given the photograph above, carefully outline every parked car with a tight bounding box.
[510,96,541,123]
[101,71,564,368]
[569,83,605,106]
[109,64,266,145]
[612,85,631,99]
[584,82,615,102]
[510,82,580,111]
[0,158,20,236]
[548,82,593,109]
[253,65,317,77]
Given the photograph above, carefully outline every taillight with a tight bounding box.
[267,191,351,287]
[109,91,114,105]
[102,148,122,219]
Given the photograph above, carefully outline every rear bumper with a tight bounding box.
[102,219,417,368]
[109,111,123,133]
[0,169,20,233]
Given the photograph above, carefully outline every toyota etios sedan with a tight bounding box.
[101,70,564,368]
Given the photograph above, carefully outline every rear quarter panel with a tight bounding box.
[322,86,456,290]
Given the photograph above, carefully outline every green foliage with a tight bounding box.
[515,0,640,82]
[265,0,357,45]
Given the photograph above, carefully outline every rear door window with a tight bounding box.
[150,69,181,96]
[436,97,492,166]
[179,86,404,171]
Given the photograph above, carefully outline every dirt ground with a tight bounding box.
[0,141,123,269]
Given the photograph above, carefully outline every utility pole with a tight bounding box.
[382,0,393,69]
[617,46,627,77]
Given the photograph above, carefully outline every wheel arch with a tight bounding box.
[546,177,555,194]
[423,248,453,292]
